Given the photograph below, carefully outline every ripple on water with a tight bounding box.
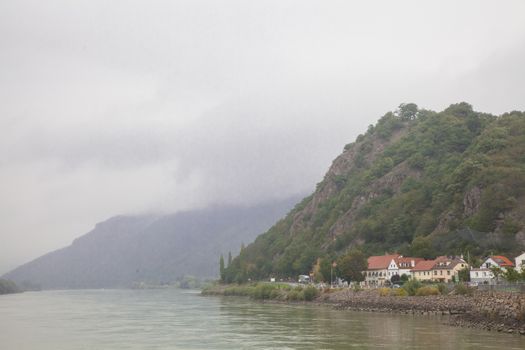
[1,289,525,350]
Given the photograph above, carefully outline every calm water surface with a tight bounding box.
[1,289,524,349]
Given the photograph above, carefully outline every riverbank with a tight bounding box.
[202,283,525,335]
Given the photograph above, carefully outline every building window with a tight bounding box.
[447,271,450,275]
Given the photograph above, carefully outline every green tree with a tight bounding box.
[410,236,435,259]
[312,258,324,282]
[337,249,367,283]
[398,103,418,121]
[219,255,225,282]
[227,252,232,267]
[457,267,470,282]
[490,266,503,283]
[502,267,521,282]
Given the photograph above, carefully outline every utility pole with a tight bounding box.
[331,261,337,288]
[330,264,333,288]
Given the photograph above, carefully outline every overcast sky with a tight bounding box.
[1,0,525,274]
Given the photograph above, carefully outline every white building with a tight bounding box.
[481,255,514,271]
[364,254,400,287]
[469,268,494,284]
[515,252,525,272]
[364,254,422,286]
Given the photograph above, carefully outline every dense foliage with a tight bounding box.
[0,279,22,295]
[202,282,319,301]
[224,103,525,282]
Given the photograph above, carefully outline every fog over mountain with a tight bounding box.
[1,1,525,274]
[3,196,300,289]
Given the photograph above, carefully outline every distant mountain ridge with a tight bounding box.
[3,196,300,289]
[224,103,525,282]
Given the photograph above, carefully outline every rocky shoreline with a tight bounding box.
[321,289,525,335]
[203,284,525,335]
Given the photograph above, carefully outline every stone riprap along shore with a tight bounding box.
[322,289,525,335]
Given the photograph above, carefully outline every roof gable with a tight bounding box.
[367,254,400,270]
[489,255,514,267]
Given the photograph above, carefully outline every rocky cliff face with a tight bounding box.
[225,103,525,281]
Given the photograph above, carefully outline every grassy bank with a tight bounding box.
[202,281,470,302]
[202,282,321,301]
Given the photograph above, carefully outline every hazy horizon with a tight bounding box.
[2,0,525,274]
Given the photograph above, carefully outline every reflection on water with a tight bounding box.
[1,289,524,349]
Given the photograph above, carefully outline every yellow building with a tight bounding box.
[410,260,436,282]
[431,256,468,283]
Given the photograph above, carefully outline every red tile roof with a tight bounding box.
[367,254,400,270]
[490,255,514,267]
[411,260,436,272]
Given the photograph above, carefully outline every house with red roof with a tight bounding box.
[410,256,468,283]
[364,254,400,286]
[396,256,424,277]
[410,259,436,282]
[431,256,468,283]
[363,254,422,286]
[469,255,513,285]
[482,255,514,270]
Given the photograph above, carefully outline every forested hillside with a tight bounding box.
[225,103,525,282]
[3,197,299,289]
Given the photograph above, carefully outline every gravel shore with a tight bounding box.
[320,288,525,335]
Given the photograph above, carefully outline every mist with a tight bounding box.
[1,0,525,274]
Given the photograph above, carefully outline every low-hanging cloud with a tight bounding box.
[1,0,525,273]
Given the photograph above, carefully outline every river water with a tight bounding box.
[1,289,524,349]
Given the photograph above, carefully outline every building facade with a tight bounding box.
[514,252,525,272]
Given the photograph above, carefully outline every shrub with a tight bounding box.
[303,286,319,301]
[391,288,408,297]
[436,283,448,295]
[269,289,282,300]
[402,279,422,296]
[379,288,391,296]
[287,290,304,301]
[415,286,440,296]
[454,283,474,296]
[252,283,278,300]
[279,284,292,291]
[223,285,254,296]
[352,284,362,292]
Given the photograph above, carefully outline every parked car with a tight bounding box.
[298,275,311,284]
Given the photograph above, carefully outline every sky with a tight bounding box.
[1,0,525,274]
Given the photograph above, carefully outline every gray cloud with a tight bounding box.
[1,0,525,273]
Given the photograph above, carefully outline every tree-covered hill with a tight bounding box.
[3,197,300,289]
[225,103,525,282]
